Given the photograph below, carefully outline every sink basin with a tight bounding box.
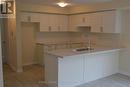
[73,47,94,52]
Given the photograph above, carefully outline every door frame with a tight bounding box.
[0,18,4,87]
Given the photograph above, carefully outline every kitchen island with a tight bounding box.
[44,47,120,87]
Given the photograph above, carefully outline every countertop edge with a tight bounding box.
[46,48,121,58]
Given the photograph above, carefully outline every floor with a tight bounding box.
[3,64,46,87]
[3,64,130,87]
[77,74,130,87]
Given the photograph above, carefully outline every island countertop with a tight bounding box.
[44,46,122,87]
[46,46,122,58]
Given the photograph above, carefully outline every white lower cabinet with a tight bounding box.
[35,44,44,65]
[58,55,84,87]
[44,50,119,87]
[84,51,119,82]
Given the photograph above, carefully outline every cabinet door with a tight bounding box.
[21,12,31,22]
[101,11,116,33]
[69,15,86,32]
[87,13,102,33]
[69,15,77,32]
[49,14,59,31]
[40,14,50,32]
[84,51,119,82]
[59,15,69,32]
[35,44,44,65]
[21,12,40,22]
[58,55,84,84]
[30,13,40,22]
[76,14,86,26]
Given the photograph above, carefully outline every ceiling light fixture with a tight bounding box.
[57,2,68,7]
[0,0,6,4]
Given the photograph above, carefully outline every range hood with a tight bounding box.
[77,26,91,32]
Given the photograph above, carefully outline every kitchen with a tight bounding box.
[2,0,130,87]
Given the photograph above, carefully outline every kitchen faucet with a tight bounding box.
[88,40,92,49]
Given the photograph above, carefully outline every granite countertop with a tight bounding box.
[46,47,121,58]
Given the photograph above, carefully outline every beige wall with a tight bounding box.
[119,9,130,76]
[21,23,39,66]
[5,18,17,71]
[6,0,17,71]
[2,0,21,72]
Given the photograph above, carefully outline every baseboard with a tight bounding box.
[119,70,130,76]
[8,64,17,72]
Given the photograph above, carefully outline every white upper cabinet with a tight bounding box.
[21,12,69,32]
[21,12,40,22]
[87,13,102,33]
[89,10,120,33]
[40,14,59,32]
[69,10,121,33]
[75,14,87,26]
[58,15,69,32]
[49,14,59,32]
[21,10,121,33]
[69,14,88,32]
[69,15,77,32]
[101,10,121,33]
[39,14,50,32]
[40,14,69,32]
[101,11,117,33]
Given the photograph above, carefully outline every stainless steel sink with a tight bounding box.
[73,47,94,52]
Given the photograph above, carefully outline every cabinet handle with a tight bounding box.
[100,26,103,32]
[49,26,51,32]
[28,16,31,22]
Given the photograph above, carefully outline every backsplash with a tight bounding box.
[36,32,69,43]
[36,32,120,48]
[83,33,121,48]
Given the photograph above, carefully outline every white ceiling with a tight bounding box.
[18,0,113,6]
